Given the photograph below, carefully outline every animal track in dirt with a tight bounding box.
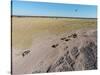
[32,31,97,73]
[64,46,68,51]
[71,47,80,59]
[45,41,96,73]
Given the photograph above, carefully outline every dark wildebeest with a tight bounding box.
[68,33,77,38]
[22,50,30,57]
[52,44,59,48]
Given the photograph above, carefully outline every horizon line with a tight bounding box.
[12,15,97,19]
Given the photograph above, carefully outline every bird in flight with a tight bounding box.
[75,9,78,12]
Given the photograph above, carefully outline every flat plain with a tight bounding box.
[12,16,97,74]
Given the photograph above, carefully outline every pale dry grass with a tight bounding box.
[12,17,97,49]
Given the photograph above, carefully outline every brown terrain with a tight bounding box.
[12,16,97,74]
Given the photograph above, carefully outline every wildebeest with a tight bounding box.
[65,38,70,41]
[22,50,30,57]
[61,37,66,40]
[52,44,59,48]
[68,33,77,38]
[72,33,77,38]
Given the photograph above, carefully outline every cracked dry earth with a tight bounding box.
[12,29,97,74]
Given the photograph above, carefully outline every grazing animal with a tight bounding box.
[22,50,30,57]
[52,44,59,48]
[68,35,72,38]
[68,33,77,38]
[72,33,77,38]
[65,39,70,41]
[61,37,66,40]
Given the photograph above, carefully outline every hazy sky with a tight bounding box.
[12,0,97,18]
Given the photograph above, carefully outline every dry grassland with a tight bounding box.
[12,17,97,49]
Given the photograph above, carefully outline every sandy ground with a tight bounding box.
[12,28,97,74]
[12,17,97,74]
